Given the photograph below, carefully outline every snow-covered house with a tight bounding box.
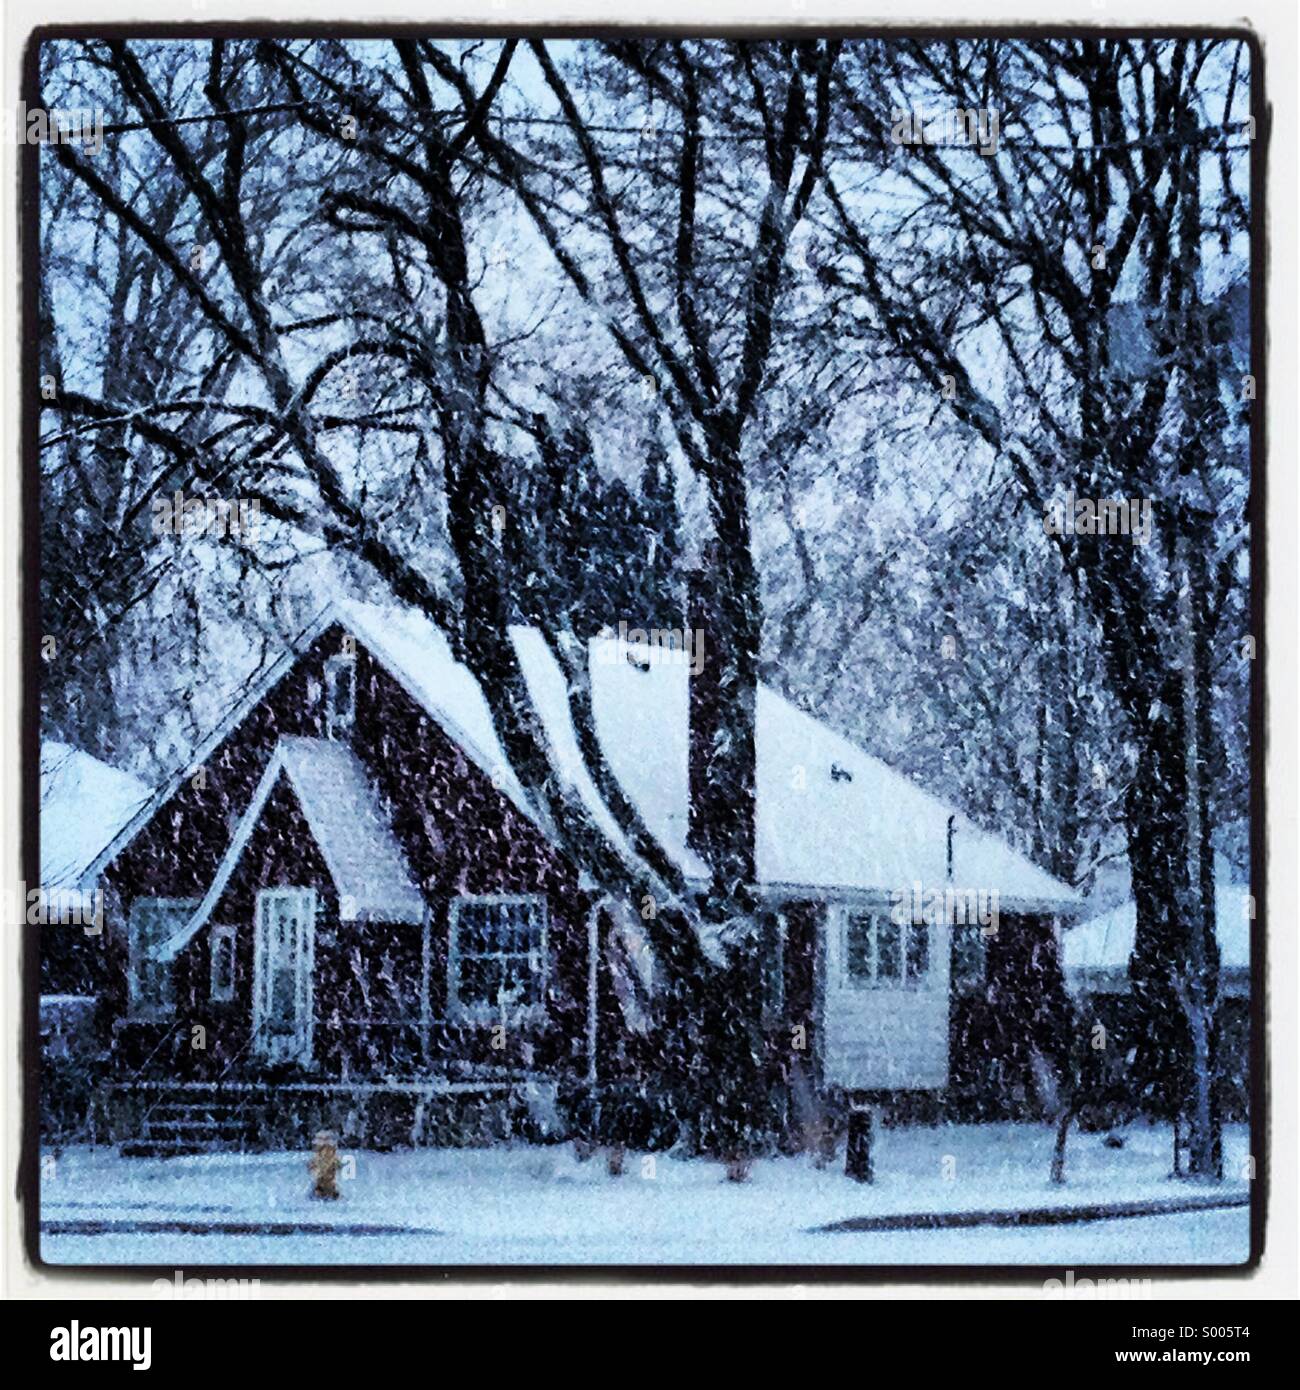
[1063,859,1251,999]
[1062,859,1252,1117]
[38,742,150,1024]
[40,741,151,896]
[58,598,1080,1152]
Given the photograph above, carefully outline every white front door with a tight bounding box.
[253,888,316,1064]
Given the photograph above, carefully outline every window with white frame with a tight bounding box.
[844,910,929,986]
[210,925,237,1002]
[324,652,356,739]
[127,898,197,1018]
[449,896,547,1017]
[761,911,785,1024]
[952,923,988,992]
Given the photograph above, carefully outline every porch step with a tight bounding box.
[150,1120,247,1141]
[120,1137,219,1158]
[151,1104,245,1123]
[120,1090,262,1158]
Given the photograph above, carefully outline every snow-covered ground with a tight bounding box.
[41,1121,1252,1267]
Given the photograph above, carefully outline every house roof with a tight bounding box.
[40,741,152,891]
[88,595,1080,912]
[338,600,1080,908]
[164,736,424,957]
[1062,856,1251,993]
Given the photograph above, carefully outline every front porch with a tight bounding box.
[108,1069,550,1157]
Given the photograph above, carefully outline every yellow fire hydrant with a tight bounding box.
[308,1130,342,1201]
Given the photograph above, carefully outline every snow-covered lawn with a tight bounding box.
[40,1120,1252,1267]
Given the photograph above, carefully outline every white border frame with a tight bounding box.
[3,0,1295,1303]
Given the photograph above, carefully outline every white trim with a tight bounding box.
[164,749,290,958]
[324,651,357,739]
[80,606,338,889]
[127,897,197,1020]
[209,924,237,1003]
[447,894,549,1024]
[164,738,423,959]
[252,887,316,1064]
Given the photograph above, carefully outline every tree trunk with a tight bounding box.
[1124,655,1218,1180]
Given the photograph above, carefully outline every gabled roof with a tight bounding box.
[80,615,332,886]
[164,736,423,957]
[576,629,1078,905]
[40,741,152,890]
[1063,855,1251,992]
[339,600,1079,907]
[90,595,1080,910]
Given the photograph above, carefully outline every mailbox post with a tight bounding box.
[845,1094,875,1182]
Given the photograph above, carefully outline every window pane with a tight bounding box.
[520,904,546,952]
[493,903,517,953]
[458,906,491,955]
[503,957,534,1001]
[953,926,987,990]
[270,951,295,1017]
[518,967,542,1006]
[141,958,172,1009]
[458,955,498,1007]
[846,913,873,980]
[212,932,235,997]
[327,658,356,732]
[453,900,546,1009]
[876,918,902,980]
[907,922,929,979]
[129,900,194,1014]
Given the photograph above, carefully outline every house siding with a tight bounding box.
[821,900,951,1092]
[345,639,590,1076]
[96,624,595,1089]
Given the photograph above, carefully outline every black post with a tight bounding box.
[845,1096,873,1183]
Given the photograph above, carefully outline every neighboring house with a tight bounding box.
[40,740,152,895]
[1062,856,1252,1118]
[39,740,151,1002]
[52,596,1079,1153]
[38,742,151,1143]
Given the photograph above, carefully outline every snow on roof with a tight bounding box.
[168,736,424,956]
[40,741,151,890]
[276,737,425,922]
[338,602,1079,906]
[1063,856,1251,986]
[332,598,534,817]
[83,596,1079,909]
